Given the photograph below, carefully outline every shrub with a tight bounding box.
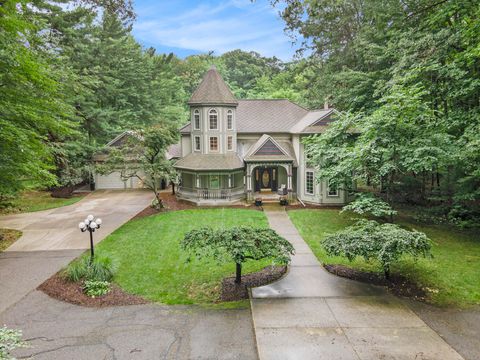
[341,193,397,220]
[64,254,117,283]
[182,226,294,284]
[83,280,111,297]
[322,219,432,279]
[0,326,27,360]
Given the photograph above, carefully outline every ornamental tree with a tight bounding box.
[322,220,431,279]
[182,227,295,284]
[97,126,178,209]
[341,193,397,222]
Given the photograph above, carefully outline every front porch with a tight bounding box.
[246,163,296,202]
[177,170,246,205]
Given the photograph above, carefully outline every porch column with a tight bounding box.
[287,164,293,200]
[246,164,253,200]
[228,174,232,188]
[196,174,200,188]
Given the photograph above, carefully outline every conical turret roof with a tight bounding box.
[188,65,238,106]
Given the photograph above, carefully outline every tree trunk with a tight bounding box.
[171,181,175,195]
[384,265,390,280]
[235,262,242,284]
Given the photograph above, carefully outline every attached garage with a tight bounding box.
[95,172,144,190]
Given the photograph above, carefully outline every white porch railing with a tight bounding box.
[178,186,245,201]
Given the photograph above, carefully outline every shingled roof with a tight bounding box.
[174,153,244,171]
[188,66,238,106]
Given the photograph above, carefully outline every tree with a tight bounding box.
[341,193,397,222]
[0,0,74,202]
[322,219,432,279]
[182,227,295,284]
[97,126,178,209]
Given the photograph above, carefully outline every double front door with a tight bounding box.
[255,167,278,192]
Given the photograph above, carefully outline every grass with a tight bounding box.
[0,229,22,252]
[96,208,270,305]
[288,209,480,308]
[0,190,85,214]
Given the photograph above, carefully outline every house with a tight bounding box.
[174,65,350,205]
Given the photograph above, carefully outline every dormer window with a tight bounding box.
[209,109,218,130]
[227,110,233,130]
[193,109,200,130]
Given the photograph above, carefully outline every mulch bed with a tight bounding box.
[221,265,287,301]
[38,273,149,307]
[324,264,428,302]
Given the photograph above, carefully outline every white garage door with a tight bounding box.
[95,172,144,190]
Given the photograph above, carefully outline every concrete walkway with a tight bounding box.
[0,190,153,314]
[250,206,464,360]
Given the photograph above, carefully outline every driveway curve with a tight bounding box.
[0,190,153,314]
[0,190,153,251]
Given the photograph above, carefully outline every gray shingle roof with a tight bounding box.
[236,99,308,133]
[180,99,311,134]
[188,66,238,106]
[174,153,244,171]
[166,143,181,160]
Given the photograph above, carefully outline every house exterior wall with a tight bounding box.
[190,106,237,155]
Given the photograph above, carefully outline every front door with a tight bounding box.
[254,167,278,192]
[261,168,271,190]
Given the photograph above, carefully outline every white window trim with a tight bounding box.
[209,109,218,130]
[194,135,201,152]
[209,136,219,152]
[327,179,339,197]
[227,135,233,151]
[193,109,200,130]
[305,171,314,195]
[227,110,233,130]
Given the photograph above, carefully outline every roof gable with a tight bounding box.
[254,139,286,156]
[188,66,238,106]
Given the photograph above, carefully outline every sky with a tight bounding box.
[132,0,300,61]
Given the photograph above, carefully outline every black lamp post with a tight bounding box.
[78,214,102,262]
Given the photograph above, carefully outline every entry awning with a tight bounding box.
[243,134,297,166]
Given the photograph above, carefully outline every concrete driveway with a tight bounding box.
[0,190,153,314]
[0,190,153,251]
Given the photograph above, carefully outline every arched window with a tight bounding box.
[227,110,233,130]
[209,109,218,130]
[193,109,200,130]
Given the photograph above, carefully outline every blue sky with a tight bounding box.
[132,0,300,60]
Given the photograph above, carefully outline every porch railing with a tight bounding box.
[178,186,245,201]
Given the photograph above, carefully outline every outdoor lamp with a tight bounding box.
[79,214,102,262]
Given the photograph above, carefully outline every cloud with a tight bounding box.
[132,0,297,60]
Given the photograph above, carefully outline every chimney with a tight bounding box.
[324,100,329,110]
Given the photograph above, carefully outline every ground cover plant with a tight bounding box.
[0,326,27,360]
[96,208,272,304]
[289,209,480,307]
[0,229,22,252]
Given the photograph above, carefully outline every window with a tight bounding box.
[209,136,218,151]
[209,109,218,130]
[227,136,233,151]
[194,136,201,151]
[193,109,200,130]
[304,144,314,167]
[306,171,314,195]
[328,179,339,196]
[227,110,233,130]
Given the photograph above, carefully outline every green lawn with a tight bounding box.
[0,191,85,214]
[288,209,480,308]
[96,208,270,305]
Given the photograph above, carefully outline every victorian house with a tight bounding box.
[173,66,349,205]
